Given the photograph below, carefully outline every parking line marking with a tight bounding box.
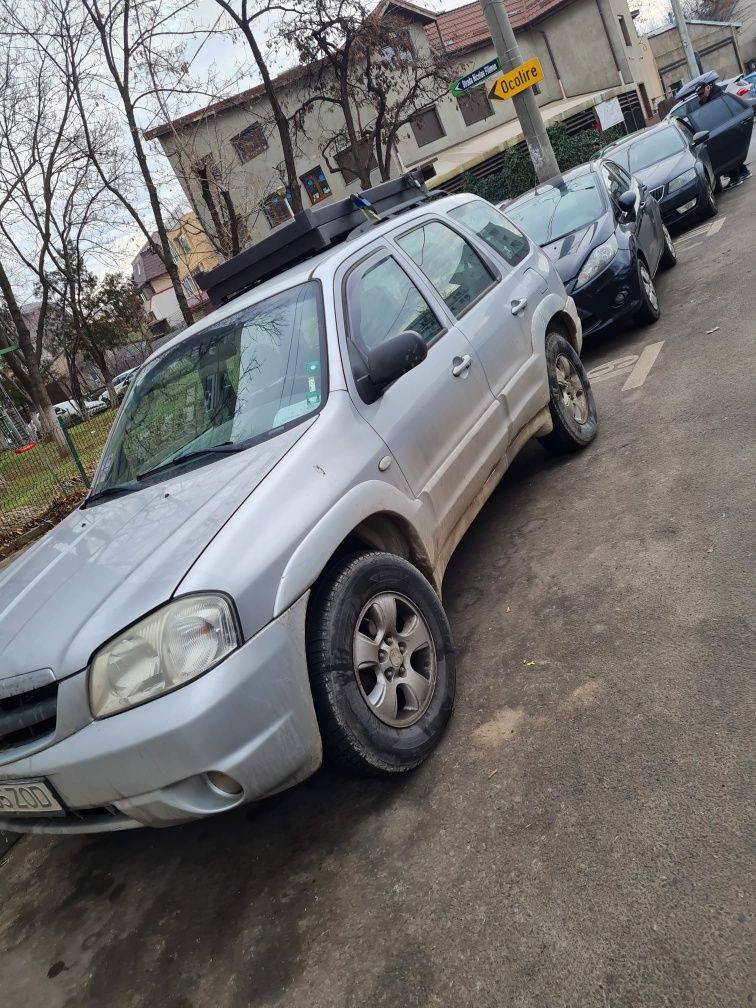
[677,216,726,243]
[622,341,664,391]
[707,218,725,236]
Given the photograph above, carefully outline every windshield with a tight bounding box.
[507,174,605,245]
[91,281,325,495]
[610,128,687,173]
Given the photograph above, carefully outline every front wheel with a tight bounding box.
[634,259,660,326]
[539,331,597,454]
[699,179,718,219]
[659,223,677,268]
[308,552,456,775]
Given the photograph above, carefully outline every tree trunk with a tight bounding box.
[86,339,117,406]
[0,259,69,456]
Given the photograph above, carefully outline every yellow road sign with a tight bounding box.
[489,57,544,102]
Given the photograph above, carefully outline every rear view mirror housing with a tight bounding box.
[692,130,710,145]
[356,330,428,403]
[618,190,637,218]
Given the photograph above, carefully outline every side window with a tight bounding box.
[608,160,631,192]
[448,201,530,268]
[396,221,495,318]
[689,96,729,132]
[723,94,748,115]
[346,255,442,356]
[600,162,627,208]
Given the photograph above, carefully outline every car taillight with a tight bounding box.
[736,87,750,95]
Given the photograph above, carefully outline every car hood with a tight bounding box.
[540,214,615,285]
[634,150,694,190]
[0,420,314,682]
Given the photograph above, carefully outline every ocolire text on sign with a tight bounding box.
[489,57,545,102]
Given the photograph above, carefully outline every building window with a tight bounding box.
[335,143,379,184]
[262,192,294,228]
[410,106,445,147]
[176,232,191,255]
[618,14,632,47]
[457,87,493,127]
[231,122,267,163]
[300,165,332,205]
[181,274,197,296]
[169,242,180,263]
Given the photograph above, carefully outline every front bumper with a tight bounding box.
[568,250,643,340]
[658,178,703,224]
[0,593,322,833]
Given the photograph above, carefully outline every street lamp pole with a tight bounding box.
[479,0,559,182]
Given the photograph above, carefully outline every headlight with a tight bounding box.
[89,595,240,718]
[575,235,618,288]
[667,168,697,194]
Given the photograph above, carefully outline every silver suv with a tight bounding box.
[0,183,597,833]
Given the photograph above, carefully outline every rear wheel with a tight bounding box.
[659,224,678,268]
[634,258,660,326]
[699,179,718,219]
[308,552,456,775]
[539,331,597,454]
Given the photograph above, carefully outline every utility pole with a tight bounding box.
[480,0,559,182]
[669,0,699,80]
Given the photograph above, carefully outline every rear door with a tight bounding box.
[339,247,503,540]
[391,214,542,441]
[684,94,753,175]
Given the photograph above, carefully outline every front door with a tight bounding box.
[686,94,753,175]
[340,248,502,542]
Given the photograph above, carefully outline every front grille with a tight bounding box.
[651,185,665,202]
[0,681,58,752]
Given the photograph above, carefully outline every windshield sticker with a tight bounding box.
[274,399,315,426]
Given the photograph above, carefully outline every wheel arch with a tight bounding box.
[547,310,580,354]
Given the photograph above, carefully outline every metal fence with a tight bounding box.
[0,389,117,557]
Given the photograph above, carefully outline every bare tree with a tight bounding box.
[209,0,304,214]
[283,0,452,186]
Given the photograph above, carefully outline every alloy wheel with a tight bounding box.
[353,593,437,728]
[555,353,589,424]
[640,262,658,311]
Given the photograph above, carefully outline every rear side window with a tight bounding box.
[346,254,442,354]
[724,94,748,115]
[449,201,529,267]
[396,221,495,317]
[688,96,730,132]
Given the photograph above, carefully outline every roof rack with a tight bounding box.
[197,164,437,307]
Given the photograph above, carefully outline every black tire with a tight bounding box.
[538,331,598,454]
[307,551,456,775]
[633,257,661,326]
[699,179,718,220]
[659,223,678,269]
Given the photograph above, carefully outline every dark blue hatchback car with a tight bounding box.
[504,160,677,339]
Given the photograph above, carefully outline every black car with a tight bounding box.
[504,161,676,340]
[601,120,717,226]
[669,78,754,188]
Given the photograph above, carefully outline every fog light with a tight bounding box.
[677,199,696,214]
[613,290,628,306]
[206,771,243,796]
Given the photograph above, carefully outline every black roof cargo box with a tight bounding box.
[197,165,436,307]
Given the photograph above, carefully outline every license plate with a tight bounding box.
[0,779,65,817]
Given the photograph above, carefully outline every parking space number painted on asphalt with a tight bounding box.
[587,341,664,390]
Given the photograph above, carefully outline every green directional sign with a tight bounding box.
[450,57,501,98]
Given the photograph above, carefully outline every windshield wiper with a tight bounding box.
[136,442,245,482]
[83,482,141,507]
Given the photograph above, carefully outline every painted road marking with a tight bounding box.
[588,354,639,384]
[676,216,725,243]
[622,341,664,391]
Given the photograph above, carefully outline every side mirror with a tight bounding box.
[357,330,428,402]
[618,190,637,218]
[692,129,710,145]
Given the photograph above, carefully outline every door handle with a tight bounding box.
[511,297,528,316]
[452,354,473,377]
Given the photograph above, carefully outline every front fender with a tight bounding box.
[274,481,432,618]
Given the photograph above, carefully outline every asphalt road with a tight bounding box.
[1,180,754,1008]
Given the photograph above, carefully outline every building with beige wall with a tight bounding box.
[647,18,745,100]
[145,0,661,252]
